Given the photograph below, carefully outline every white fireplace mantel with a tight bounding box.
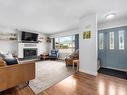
[18,43,39,58]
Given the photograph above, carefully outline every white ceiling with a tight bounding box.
[0,0,127,34]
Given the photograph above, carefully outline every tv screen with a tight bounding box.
[21,32,38,42]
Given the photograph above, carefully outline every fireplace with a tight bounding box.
[24,48,37,59]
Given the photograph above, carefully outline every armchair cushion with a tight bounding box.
[49,54,57,57]
[49,49,59,59]
[49,52,56,56]
[65,49,79,65]
[51,50,57,54]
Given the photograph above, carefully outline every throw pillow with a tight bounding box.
[0,58,7,67]
[4,53,18,65]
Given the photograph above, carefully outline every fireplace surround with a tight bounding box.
[18,43,39,59]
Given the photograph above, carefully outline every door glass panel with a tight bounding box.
[119,30,124,50]
[109,32,114,50]
[99,33,103,50]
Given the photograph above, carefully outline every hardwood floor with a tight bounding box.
[0,84,35,95]
[0,72,127,95]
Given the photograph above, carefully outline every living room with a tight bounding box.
[0,0,127,95]
[0,24,79,94]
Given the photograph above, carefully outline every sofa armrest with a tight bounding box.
[0,61,35,92]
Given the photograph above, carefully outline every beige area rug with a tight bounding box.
[29,60,74,95]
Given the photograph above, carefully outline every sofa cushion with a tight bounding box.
[4,53,14,59]
[4,58,18,65]
[0,52,14,59]
[0,52,6,59]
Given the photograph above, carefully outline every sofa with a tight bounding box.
[48,49,59,59]
[0,53,35,92]
[65,49,79,66]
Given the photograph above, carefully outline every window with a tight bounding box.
[119,30,124,50]
[55,35,75,53]
[109,32,114,50]
[99,33,104,50]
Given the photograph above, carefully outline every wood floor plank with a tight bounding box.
[0,85,35,95]
[0,72,127,95]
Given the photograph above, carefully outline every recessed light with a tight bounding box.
[105,13,116,20]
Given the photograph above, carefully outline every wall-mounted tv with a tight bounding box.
[21,31,38,42]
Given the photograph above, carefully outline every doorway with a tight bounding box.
[98,26,127,79]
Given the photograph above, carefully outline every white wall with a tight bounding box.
[98,17,127,30]
[50,28,79,38]
[79,14,97,76]
[0,40,18,54]
[0,27,18,54]
[38,33,50,54]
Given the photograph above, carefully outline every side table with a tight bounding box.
[41,53,49,60]
[73,59,79,71]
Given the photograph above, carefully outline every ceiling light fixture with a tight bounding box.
[105,13,116,20]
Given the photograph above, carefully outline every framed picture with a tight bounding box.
[83,31,91,39]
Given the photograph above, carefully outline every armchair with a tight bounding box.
[65,49,79,66]
[48,49,59,59]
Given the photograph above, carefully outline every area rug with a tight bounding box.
[29,60,74,95]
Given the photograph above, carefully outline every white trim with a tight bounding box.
[101,66,127,72]
[98,17,127,31]
[97,60,101,70]
[98,24,127,31]
[97,65,101,71]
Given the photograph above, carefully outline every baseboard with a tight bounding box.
[97,65,100,71]
[101,66,127,72]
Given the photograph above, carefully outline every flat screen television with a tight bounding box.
[21,31,38,42]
